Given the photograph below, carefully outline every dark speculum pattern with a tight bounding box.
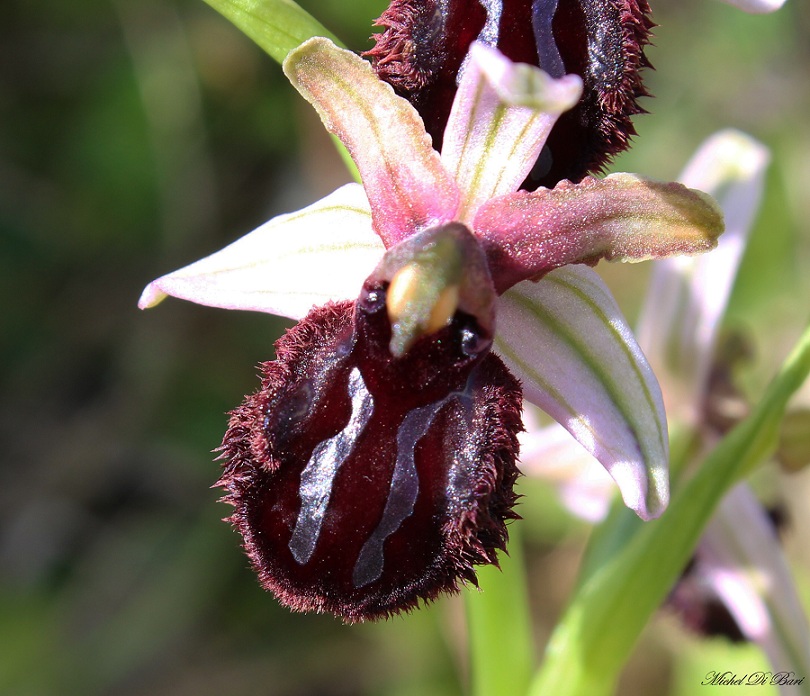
[366,0,653,188]
[218,294,522,622]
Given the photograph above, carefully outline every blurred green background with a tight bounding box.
[1,1,808,694]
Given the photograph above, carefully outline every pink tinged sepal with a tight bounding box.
[519,418,615,523]
[283,37,460,248]
[698,484,810,674]
[717,0,786,12]
[475,173,725,294]
[441,42,582,224]
[637,130,769,425]
[495,265,669,520]
[138,184,384,320]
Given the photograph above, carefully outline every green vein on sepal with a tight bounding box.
[544,273,666,452]
[498,281,661,463]
[493,337,583,438]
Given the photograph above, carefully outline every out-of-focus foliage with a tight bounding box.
[0,1,807,695]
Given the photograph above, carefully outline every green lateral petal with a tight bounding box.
[495,266,669,520]
[284,37,459,248]
[442,42,582,224]
[202,0,339,63]
[636,130,770,425]
[475,173,725,294]
[139,184,383,319]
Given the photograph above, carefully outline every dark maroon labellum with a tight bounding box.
[366,0,653,189]
[218,290,522,621]
[667,559,746,643]
[667,505,788,644]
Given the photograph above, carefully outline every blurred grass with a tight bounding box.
[1,0,808,694]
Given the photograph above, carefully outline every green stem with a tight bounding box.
[530,321,810,696]
[465,522,535,696]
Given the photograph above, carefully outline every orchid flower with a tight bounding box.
[675,484,810,682]
[139,37,722,621]
[367,0,654,189]
[522,129,810,682]
[718,0,787,13]
[642,130,810,685]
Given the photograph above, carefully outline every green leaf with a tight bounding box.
[465,523,535,696]
[201,0,340,64]
[529,321,810,696]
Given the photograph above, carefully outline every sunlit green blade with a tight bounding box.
[202,0,339,63]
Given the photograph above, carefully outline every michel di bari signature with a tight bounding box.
[702,671,805,686]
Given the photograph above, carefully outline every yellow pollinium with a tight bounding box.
[385,258,462,357]
[428,285,461,333]
[372,223,494,359]
[387,264,461,333]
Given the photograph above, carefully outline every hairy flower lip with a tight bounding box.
[217,300,524,622]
